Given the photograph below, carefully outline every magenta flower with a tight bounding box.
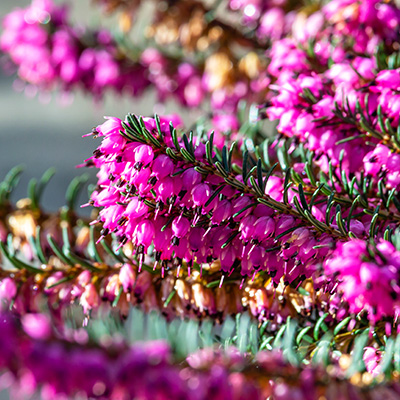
[325,240,400,323]
[80,283,100,314]
[0,278,17,303]
[363,347,382,376]
[119,263,136,293]
[21,313,52,340]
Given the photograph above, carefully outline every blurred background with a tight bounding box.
[0,0,189,214]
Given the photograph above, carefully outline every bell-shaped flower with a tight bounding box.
[134,219,155,250]
[119,263,136,292]
[92,187,121,207]
[211,200,232,224]
[232,196,253,221]
[211,227,233,258]
[248,245,267,271]
[189,227,206,252]
[99,204,125,232]
[0,278,17,302]
[172,216,190,238]
[288,227,310,247]
[192,183,211,207]
[96,117,122,137]
[220,245,237,272]
[134,144,154,167]
[275,215,295,237]
[363,347,382,377]
[174,236,191,260]
[80,283,100,314]
[182,168,202,191]
[253,216,275,242]
[151,154,175,179]
[239,215,257,243]
[21,313,51,340]
[124,197,149,219]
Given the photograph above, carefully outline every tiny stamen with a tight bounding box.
[96,235,105,244]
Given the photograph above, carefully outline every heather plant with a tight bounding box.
[3,0,400,399]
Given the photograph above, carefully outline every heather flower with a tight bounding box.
[82,112,360,307]
[363,145,391,177]
[80,283,100,313]
[2,308,396,400]
[5,0,400,396]
[21,313,52,340]
[1,0,148,100]
[1,0,278,111]
[324,240,400,322]
[119,263,136,293]
[376,70,400,89]
[363,347,382,377]
[264,0,400,190]
[2,123,356,324]
[211,114,241,149]
[257,7,286,39]
[0,278,17,304]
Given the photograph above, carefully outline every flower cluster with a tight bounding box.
[1,257,338,328]
[1,311,244,400]
[265,0,400,188]
[0,0,149,101]
[325,239,400,322]
[84,111,400,328]
[0,183,338,326]
[85,114,346,293]
[5,0,400,396]
[1,310,400,400]
[228,0,291,39]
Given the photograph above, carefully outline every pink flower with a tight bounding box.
[151,155,175,179]
[363,347,381,376]
[192,183,211,207]
[134,220,155,249]
[134,144,154,167]
[211,200,232,224]
[325,240,400,323]
[80,283,100,313]
[265,176,284,202]
[376,70,400,89]
[97,116,122,137]
[119,263,136,292]
[172,216,191,239]
[363,144,391,177]
[0,278,17,302]
[258,8,286,39]
[21,313,51,340]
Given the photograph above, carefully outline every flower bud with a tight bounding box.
[0,278,17,302]
[172,216,190,238]
[119,263,136,292]
[134,219,155,249]
[152,154,175,179]
[192,183,211,207]
[134,144,154,166]
[80,283,100,313]
[211,200,232,224]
